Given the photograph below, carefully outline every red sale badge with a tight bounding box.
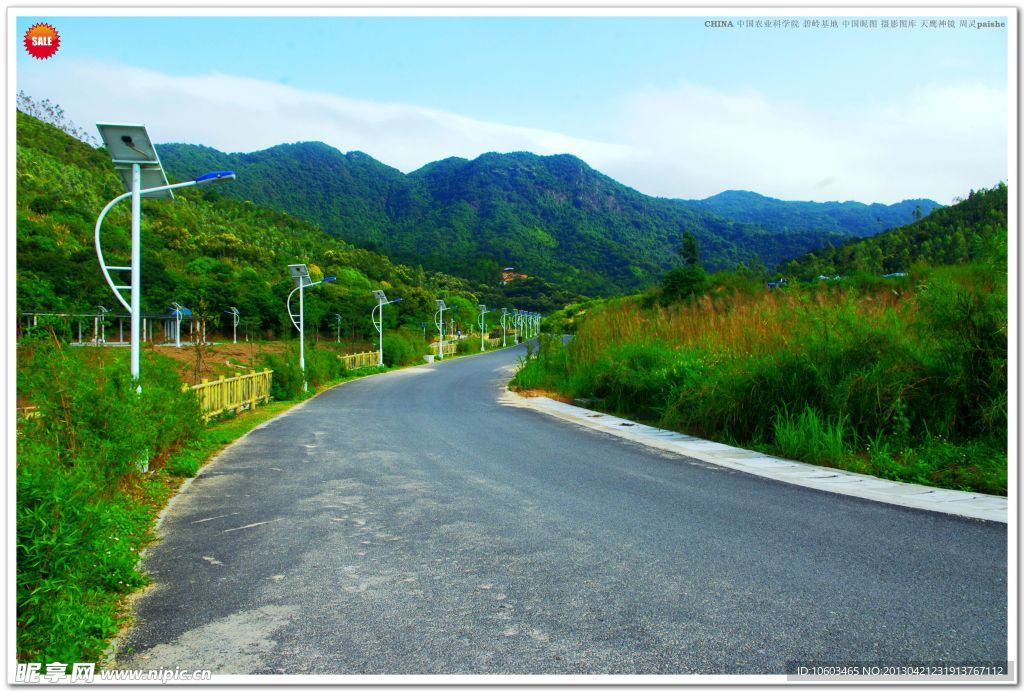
[24,23,60,60]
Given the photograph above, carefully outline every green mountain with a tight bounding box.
[15,111,566,337]
[158,142,922,296]
[779,183,1007,279]
[688,190,940,237]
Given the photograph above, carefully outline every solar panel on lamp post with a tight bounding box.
[224,307,240,344]
[434,300,448,359]
[286,264,336,392]
[95,123,235,393]
[372,290,402,367]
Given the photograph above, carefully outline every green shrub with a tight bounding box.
[17,336,200,663]
[256,350,304,401]
[383,330,428,367]
[772,405,853,466]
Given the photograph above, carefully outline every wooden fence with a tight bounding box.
[185,369,273,420]
[339,350,379,369]
[341,338,511,369]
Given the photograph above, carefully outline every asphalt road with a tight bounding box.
[119,344,1008,675]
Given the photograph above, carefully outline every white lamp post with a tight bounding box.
[500,307,508,347]
[371,290,402,367]
[333,313,343,343]
[95,305,109,345]
[478,304,491,352]
[169,302,184,348]
[225,307,240,344]
[434,300,448,359]
[95,123,234,393]
[286,264,336,392]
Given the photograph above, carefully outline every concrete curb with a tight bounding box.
[502,390,1008,524]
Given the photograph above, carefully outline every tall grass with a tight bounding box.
[513,264,1007,494]
[16,334,202,663]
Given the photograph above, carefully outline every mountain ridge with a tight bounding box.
[156,140,940,296]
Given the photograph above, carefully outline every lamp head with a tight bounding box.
[194,171,236,185]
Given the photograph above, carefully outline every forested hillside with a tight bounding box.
[158,142,936,296]
[780,184,1007,278]
[15,112,553,337]
[688,190,939,237]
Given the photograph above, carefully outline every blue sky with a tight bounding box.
[16,14,1011,203]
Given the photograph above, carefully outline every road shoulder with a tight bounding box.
[502,390,1008,524]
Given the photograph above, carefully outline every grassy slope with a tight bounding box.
[516,192,1008,494]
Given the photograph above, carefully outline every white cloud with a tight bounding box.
[608,80,1007,204]
[18,59,634,172]
[18,61,1007,204]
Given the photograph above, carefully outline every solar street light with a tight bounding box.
[168,302,185,348]
[286,264,336,391]
[95,305,109,344]
[478,304,491,352]
[435,299,448,360]
[95,123,235,393]
[501,307,509,347]
[333,313,343,343]
[372,290,402,367]
[225,307,240,344]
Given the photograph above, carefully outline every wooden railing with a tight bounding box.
[185,369,273,420]
[339,350,379,369]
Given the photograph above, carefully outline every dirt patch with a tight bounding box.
[151,339,379,386]
[511,388,574,404]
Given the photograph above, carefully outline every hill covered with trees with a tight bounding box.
[157,141,938,296]
[779,184,1007,279]
[15,111,570,340]
[687,189,939,237]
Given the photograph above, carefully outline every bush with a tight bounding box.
[383,330,428,367]
[256,349,304,401]
[17,335,201,663]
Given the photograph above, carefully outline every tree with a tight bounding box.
[663,232,706,304]
[680,231,700,267]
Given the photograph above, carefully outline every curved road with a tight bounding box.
[121,345,1007,675]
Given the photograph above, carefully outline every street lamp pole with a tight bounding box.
[501,307,508,347]
[372,290,402,367]
[434,300,448,359]
[169,302,183,348]
[333,313,343,343]
[96,123,235,393]
[225,307,240,345]
[287,264,336,392]
[478,304,491,352]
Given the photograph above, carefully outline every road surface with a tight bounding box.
[119,344,1007,675]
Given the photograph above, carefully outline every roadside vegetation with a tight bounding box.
[516,187,1008,495]
[16,323,514,665]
